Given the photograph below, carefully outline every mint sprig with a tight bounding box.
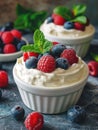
[71,16,87,24]
[91,52,98,62]
[21,29,53,54]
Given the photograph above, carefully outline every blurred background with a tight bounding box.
[0,0,98,26]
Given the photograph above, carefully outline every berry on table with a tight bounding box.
[11,105,25,121]
[0,71,8,88]
[56,57,69,69]
[66,105,86,123]
[25,56,38,69]
[24,111,44,130]
[64,21,74,29]
[3,44,17,54]
[61,49,78,65]
[1,31,14,44]
[37,55,56,73]
[87,61,98,76]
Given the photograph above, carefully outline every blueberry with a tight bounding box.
[56,58,69,69]
[11,105,25,121]
[0,89,2,99]
[38,54,43,60]
[47,17,54,24]
[25,56,38,69]
[1,22,14,31]
[64,21,74,29]
[51,44,66,58]
[17,40,26,51]
[66,105,86,123]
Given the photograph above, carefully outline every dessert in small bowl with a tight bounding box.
[40,4,95,58]
[0,29,28,62]
[13,30,89,114]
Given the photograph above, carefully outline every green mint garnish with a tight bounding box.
[21,29,53,54]
[71,16,87,24]
[91,52,98,62]
[72,4,87,16]
[53,6,73,20]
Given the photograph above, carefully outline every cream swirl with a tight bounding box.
[15,57,88,88]
[40,20,95,39]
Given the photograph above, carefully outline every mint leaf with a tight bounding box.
[21,29,53,54]
[72,16,87,24]
[53,6,73,20]
[72,4,87,16]
[91,52,98,62]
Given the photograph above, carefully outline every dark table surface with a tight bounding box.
[0,27,98,130]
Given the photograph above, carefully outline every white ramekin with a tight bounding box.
[42,27,95,58]
[13,64,89,114]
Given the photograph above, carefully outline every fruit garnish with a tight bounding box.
[54,15,66,25]
[61,49,78,65]
[87,61,98,76]
[0,71,8,88]
[74,22,85,31]
[24,111,44,130]
[21,29,53,54]
[66,105,86,123]
[11,105,25,121]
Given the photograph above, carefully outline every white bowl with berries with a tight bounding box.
[40,4,95,58]
[13,30,89,114]
[0,29,28,62]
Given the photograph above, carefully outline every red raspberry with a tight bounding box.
[74,22,85,31]
[52,13,58,19]
[0,71,8,88]
[23,52,29,62]
[61,49,78,65]
[37,55,56,73]
[11,29,22,39]
[2,31,14,44]
[54,14,66,25]
[3,44,16,54]
[52,42,59,45]
[24,112,44,130]
[87,61,98,76]
[28,52,39,58]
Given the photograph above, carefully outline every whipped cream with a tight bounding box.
[40,20,95,39]
[14,57,88,88]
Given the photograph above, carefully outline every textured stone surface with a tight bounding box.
[0,0,98,25]
[0,29,98,129]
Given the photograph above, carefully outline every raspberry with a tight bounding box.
[3,44,16,54]
[54,14,66,25]
[52,42,59,45]
[0,71,8,88]
[28,52,39,58]
[11,29,22,39]
[74,22,85,31]
[24,112,44,130]
[87,61,98,76]
[37,55,56,73]
[61,49,78,65]
[1,31,14,44]
[23,52,29,62]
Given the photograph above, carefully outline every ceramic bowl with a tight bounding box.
[13,62,89,114]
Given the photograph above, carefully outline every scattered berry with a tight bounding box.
[0,71,8,88]
[87,61,98,76]
[1,31,14,44]
[25,56,38,69]
[66,105,86,123]
[54,15,66,25]
[24,112,44,130]
[47,17,54,24]
[51,44,66,58]
[3,44,16,54]
[37,55,56,73]
[74,22,85,31]
[61,49,78,65]
[11,105,25,121]
[0,89,2,99]
[56,57,69,69]
[11,29,22,39]
[64,21,74,29]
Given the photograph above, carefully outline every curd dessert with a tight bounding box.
[13,29,89,114]
[40,4,95,58]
